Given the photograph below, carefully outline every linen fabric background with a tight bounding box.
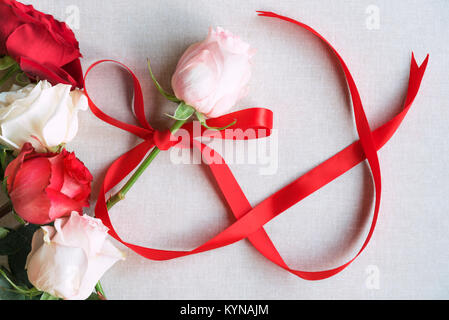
[1,0,448,299]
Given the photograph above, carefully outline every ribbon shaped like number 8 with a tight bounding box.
[84,11,429,280]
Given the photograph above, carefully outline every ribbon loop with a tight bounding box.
[83,59,155,140]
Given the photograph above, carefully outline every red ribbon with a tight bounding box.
[83,11,429,280]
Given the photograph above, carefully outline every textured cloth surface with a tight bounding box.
[1,0,448,299]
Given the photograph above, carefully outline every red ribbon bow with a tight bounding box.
[83,11,429,280]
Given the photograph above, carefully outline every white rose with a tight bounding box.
[26,212,125,300]
[0,80,87,152]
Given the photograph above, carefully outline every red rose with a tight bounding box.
[5,143,93,225]
[0,0,83,88]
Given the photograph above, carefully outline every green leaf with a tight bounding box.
[15,72,30,86]
[0,150,6,172]
[0,224,37,256]
[0,267,42,300]
[147,59,180,103]
[6,150,15,165]
[0,56,17,71]
[0,144,14,151]
[0,228,27,256]
[8,251,32,288]
[12,210,26,225]
[0,150,14,185]
[6,224,40,288]
[0,148,15,180]
[40,292,60,300]
[95,281,106,297]
[0,269,25,300]
[1,177,8,194]
[165,102,195,121]
[0,63,20,88]
[0,227,9,240]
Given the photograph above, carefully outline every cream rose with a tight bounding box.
[0,80,87,152]
[26,212,125,300]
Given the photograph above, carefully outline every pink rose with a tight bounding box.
[171,27,255,118]
[26,212,125,300]
[5,143,92,225]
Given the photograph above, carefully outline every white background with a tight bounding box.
[1,0,448,299]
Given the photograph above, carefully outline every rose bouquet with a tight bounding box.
[1,0,255,300]
[0,0,123,300]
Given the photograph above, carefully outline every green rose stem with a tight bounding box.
[106,119,187,210]
[0,268,41,298]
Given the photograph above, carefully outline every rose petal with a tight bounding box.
[6,24,80,68]
[19,57,77,88]
[26,241,88,300]
[62,59,84,89]
[8,157,52,224]
[51,212,109,257]
[4,142,34,191]
[41,84,73,147]
[25,226,55,269]
[46,188,83,221]
[47,152,65,191]
[64,90,88,142]
[72,241,125,300]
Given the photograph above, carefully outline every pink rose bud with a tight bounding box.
[26,212,125,300]
[171,27,255,118]
[5,143,93,225]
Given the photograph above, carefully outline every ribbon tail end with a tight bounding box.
[420,54,430,71]
[256,11,277,17]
